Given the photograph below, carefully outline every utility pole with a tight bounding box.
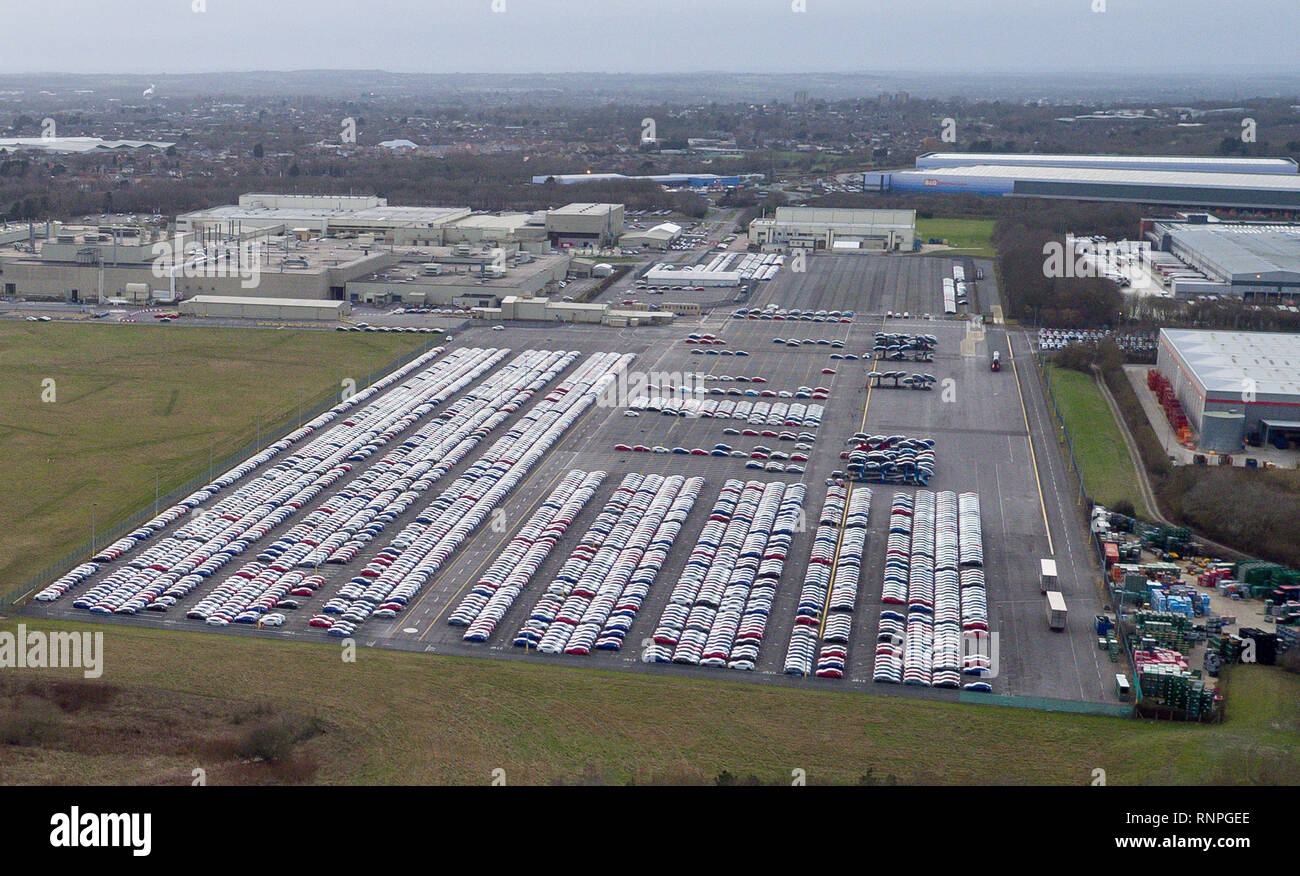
[91,502,97,554]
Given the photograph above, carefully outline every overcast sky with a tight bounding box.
[2,0,1296,75]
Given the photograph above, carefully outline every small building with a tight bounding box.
[748,207,916,252]
[620,222,682,251]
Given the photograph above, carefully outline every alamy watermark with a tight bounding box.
[151,234,262,290]
[1042,234,1153,291]
[0,623,103,679]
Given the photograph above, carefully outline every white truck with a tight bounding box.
[1040,558,1058,594]
[1046,590,1068,631]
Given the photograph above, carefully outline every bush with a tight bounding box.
[0,715,50,746]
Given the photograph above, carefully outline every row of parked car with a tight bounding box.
[646,479,805,670]
[733,307,855,323]
[785,484,844,676]
[1036,328,1156,355]
[447,470,606,639]
[308,352,637,636]
[131,347,511,619]
[631,396,825,427]
[46,346,456,607]
[873,490,991,690]
[309,348,576,567]
[513,473,703,654]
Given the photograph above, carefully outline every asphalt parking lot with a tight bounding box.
[25,253,1118,704]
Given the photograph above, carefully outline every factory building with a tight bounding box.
[1156,328,1300,452]
[177,193,471,246]
[1142,216,1300,299]
[543,203,625,248]
[180,194,612,253]
[880,165,1300,212]
[0,226,397,302]
[179,295,350,321]
[345,249,570,309]
[748,207,916,252]
[914,152,1298,176]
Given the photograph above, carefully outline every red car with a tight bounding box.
[822,368,837,375]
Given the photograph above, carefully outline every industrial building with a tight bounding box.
[619,222,682,250]
[0,137,175,155]
[0,226,399,303]
[531,172,763,188]
[1142,216,1300,299]
[748,207,916,252]
[1155,328,1300,452]
[176,194,472,246]
[478,295,671,327]
[345,249,570,309]
[642,265,741,287]
[178,194,617,253]
[914,152,1298,175]
[877,164,1300,212]
[543,203,625,248]
[178,295,350,321]
[442,212,549,250]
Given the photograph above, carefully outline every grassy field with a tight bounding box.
[0,322,430,588]
[916,217,996,258]
[1045,363,1152,518]
[0,617,1295,785]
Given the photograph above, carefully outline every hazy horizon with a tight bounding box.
[3,0,1296,77]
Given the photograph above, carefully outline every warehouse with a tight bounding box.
[884,165,1300,211]
[1144,217,1300,299]
[643,266,740,287]
[619,221,681,250]
[0,136,175,155]
[178,295,350,321]
[913,152,1298,175]
[747,207,916,251]
[544,203,625,248]
[1156,328,1300,452]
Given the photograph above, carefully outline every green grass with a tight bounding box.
[0,617,1296,785]
[1045,364,1152,518]
[0,322,431,588]
[916,217,996,258]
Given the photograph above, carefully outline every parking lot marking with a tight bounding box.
[417,464,572,637]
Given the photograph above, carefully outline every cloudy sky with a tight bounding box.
[2,0,1295,75]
